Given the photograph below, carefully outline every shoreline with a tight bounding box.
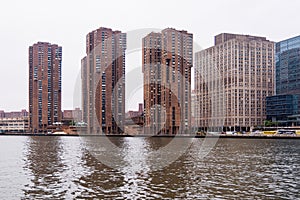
[1,133,300,139]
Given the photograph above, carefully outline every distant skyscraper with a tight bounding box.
[143,28,193,134]
[266,35,300,125]
[29,42,62,132]
[81,27,126,134]
[195,33,275,132]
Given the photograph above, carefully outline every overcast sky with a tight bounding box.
[0,0,299,112]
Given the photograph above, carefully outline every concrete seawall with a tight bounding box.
[1,133,300,139]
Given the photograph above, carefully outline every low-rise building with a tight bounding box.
[62,108,83,126]
[0,109,28,118]
[0,117,29,133]
[127,103,143,118]
[266,94,298,125]
[62,108,82,121]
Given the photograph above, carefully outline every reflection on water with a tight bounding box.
[0,136,299,199]
[23,136,66,199]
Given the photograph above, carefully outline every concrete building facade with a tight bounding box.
[195,33,275,132]
[0,117,29,133]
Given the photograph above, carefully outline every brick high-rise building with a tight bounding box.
[81,27,126,134]
[143,28,193,135]
[195,33,275,132]
[81,57,88,125]
[29,42,62,132]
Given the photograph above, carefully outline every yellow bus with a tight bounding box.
[263,130,277,135]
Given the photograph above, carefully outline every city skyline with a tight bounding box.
[1,32,298,127]
[1,0,300,111]
[1,1,300,199]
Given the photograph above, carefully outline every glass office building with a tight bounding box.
[266,94,298,123]
[266,35,300,124]
[276,35,300,95]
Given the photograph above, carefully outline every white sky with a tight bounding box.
[0,0,300,112]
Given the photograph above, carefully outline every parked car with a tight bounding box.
[277,130,296,135]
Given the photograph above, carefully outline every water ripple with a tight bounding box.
[0,136,299,199]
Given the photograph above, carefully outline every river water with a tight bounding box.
[0,136,299,199]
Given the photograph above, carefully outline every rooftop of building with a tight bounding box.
[162,27,192,35]
[87,27,123,36]
[214,33,270,45]
[277,34,300,44]
[144,28,193,38]
[30,42,61,47]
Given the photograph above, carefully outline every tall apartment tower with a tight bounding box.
[143,28,193,135]
[81,27,126,134]
[29,42,62,132]
[195,33,275,132]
